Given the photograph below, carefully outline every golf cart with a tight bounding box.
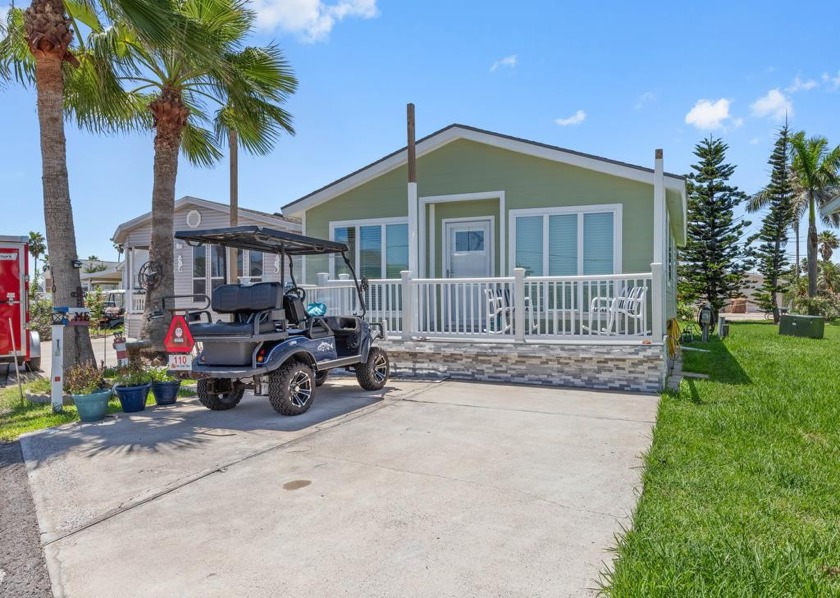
[172,226,390,416]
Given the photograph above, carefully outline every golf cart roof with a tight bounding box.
[174,226,348,256]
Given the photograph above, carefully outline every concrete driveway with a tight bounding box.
[20,378,657,597]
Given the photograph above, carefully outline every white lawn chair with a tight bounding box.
[585,285,647,335]
[484,288,537,334]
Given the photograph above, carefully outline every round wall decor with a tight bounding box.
[186,209,202,228]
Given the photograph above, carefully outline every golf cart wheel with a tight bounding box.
[315,370,329,387]
[268,361,315,416]
[197,378,244,411]
[356,346,389,391]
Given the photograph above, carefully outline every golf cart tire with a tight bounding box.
[27,358,41,372]
[197,378,244,411]
[268,360,315,416]
[356,346,389,391]
[315,370,329,387]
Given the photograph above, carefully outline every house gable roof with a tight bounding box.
[281,124,688,221]
[112,196,300,245]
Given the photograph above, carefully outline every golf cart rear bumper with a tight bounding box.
[189,363,267,378]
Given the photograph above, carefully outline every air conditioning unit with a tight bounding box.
[778,314,825,339]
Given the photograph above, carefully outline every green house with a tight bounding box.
[282,124,687,392]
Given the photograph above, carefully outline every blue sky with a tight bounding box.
[1,0,839,263]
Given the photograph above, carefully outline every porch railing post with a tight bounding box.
[651,262,664,340]
[514,267,526,342]
[401,270,413,341]
[316,272,329,286]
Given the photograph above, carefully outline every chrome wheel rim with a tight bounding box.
[289,371,312,407]
[373,354,388,383]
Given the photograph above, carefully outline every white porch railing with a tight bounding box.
[129,291,146,314]
[304,270,653,341]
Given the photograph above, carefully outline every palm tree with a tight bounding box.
[748,154,840,282]
[28,231,47,283]
[71,0,297,350]
[818,230,839,262]
[1,0,186,366]
[818,260,840,294]
[789,132,840,298]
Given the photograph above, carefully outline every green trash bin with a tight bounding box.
[779,314,825,339]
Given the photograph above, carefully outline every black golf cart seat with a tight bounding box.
[190,282,285,338]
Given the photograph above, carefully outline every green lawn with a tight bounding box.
[0,377,196,442]
[604,322,840,596]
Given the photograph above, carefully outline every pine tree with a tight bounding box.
[678,136,752,319]
[752,125,793,322]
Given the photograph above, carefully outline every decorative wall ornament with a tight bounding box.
[186,209,202,228]
[273,255,281,273]
[177,255,184,273]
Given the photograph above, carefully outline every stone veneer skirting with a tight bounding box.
[378,340,665,394]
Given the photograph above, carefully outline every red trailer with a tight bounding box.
[0,236,41,371]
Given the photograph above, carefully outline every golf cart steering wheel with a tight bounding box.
[286,286,306,301]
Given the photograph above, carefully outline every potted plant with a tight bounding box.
[149,366,182,406]
[64,362,112,422]
[112,366,152,413]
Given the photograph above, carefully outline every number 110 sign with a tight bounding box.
[168,353,192,371]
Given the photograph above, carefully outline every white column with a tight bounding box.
[408,182,418,275]
[651,263,664,340]
[652,149,667,340]
[514,267,526,342]
[653,149,665,264]
[401,270,413,341]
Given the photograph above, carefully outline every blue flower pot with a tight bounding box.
[151,381,181,406]
[72,389,112,422]
[114,383,151,413]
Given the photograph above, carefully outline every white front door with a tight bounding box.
[444,219,492,279]
[442,219,493,332]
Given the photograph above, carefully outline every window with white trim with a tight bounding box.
[512,206,620,276]
[331,220,408,279]
[235,249,264,283]
[193,244,226,299]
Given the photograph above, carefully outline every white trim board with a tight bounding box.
[419,191,506,277]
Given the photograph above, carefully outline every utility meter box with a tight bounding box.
[779,314,824,339]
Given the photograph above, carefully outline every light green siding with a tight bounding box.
[303,139,659,281]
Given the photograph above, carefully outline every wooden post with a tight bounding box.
[652,149,667,341]
[407,104,418,276]
[228,130,239,283]
[514,268,526,342]
[401,270,413,341]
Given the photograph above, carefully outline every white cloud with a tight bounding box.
[251,0,378,42]
[490,54,517,72]
[634,91,655,110]
[822,71,840,90]
[786,76,818,93]
[554,110,586,126]
[751,88,793,120]
[684,98,732,130]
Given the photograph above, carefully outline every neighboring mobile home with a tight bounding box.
[282,124,687,392]
[112,196,300,338]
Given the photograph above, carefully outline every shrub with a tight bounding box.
[86,288,105,325]
[676,301,696,321]
[790,294,840,320]
[30,297,53,341]
[148,366,177,383]
[64,361,107,395]
[114,365,153,387]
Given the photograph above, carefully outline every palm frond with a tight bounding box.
[0,7,35,86]
[181,121,223,167]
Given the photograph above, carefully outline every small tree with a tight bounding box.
[752,125,793,322]
[28,230,46,297]
[678,136,752,319]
